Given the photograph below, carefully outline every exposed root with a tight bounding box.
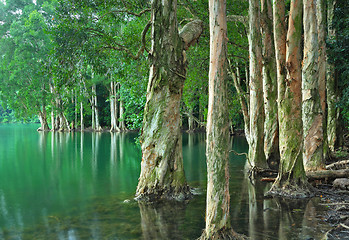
[135,185,192,202]
[198,228,248,240]
[265,182,314,199]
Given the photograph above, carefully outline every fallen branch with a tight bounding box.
[306,169,349,180]
[326,160,349,170]
[340,223,349,230]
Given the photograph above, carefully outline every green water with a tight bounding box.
[0,124,330,239]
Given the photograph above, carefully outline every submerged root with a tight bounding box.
[265,181,314,199]
[199,228,248,240]
[135,184,192,202]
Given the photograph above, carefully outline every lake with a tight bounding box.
[0,124,331,239]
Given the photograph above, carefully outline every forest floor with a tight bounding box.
[313,135,349,239]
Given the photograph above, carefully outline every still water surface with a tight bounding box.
[0,124,330,239]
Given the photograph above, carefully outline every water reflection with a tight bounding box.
[139,201,187,240]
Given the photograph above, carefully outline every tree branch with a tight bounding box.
[227,15,248,26]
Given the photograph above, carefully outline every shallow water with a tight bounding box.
[0,124,331,239]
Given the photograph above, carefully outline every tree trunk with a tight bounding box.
[110,81,120,132]
[92,84,102,132]
[267,0,311,198]
[201,0,240,238]
[187,109,195,132]
[248,0,267,169]
[261,0,279,163]
[80,101,84,131]
[38,106,50,131]
[302,0,324,171]
[135,0,191,201]
[59,112,70,131]
[326,0,339,152]
[317,0,329,160]
[119,98,127,131]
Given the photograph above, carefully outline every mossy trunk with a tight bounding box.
[267,0,311,198]
[201,0,242,239]
[135,0,190,202]
[302,0,324,171]
[326,0,339,152]
[261,0,279,163]
[248,0,267,169]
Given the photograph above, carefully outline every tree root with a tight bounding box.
[135,185,192,202]
[265,183,314,199]
[198,228,248,240]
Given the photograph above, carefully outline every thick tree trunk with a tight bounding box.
[317,0,329,160]
[261,0,279,163]
[135,0,191,201]
[37,106,50,131]
[326,0,339,152]
[248,0,267,169]
[110,81,120,132]
[302,0,324,171]
[267,0,311,198]
[201,0,242,239]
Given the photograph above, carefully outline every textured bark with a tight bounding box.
[135,0,192,202]
[119,98,127,131]
[306,169,349,180]
[248,0,267,169]
[317,0,329,159]
[58,112,70,132]
[267,0,311,198]
[302,0,324,171]
[110,81,120,132]
[201,0,242,239]
[326,0,339,151]
[261,0,279,163]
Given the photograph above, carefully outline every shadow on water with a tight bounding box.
[0,125,333,239]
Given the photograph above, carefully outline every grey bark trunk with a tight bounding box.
[119,98,127,131]
[80,101,84,131]
[302,0,324,171]
[110,81,120,132]
[248,0,267,169]
[92,84,102,132]
[38,106,50,131]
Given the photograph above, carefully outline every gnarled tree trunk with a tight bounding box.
[302,0,324,171]
[135,0,202,202]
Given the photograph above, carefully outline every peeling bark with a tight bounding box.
[135,0,202,202]
[248,0,267,169]
[201,0,244,239]
[302,0,324,171]
[261,0,279,163]
[267,0,311,198]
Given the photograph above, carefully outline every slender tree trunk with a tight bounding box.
[110,81,120,132]
[50,84,56,131]
[267,0,311,198]
[302,0,324,171]
[317,0,329,159]
[201,0,242,239]
[135,0,191,201]
[80,101,84,131]
[92,84,102,132]
[261,0,279,163]
[119,98,127,131]
[327,0,339,151]
[248,0,267,169]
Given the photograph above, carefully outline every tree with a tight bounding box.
[200,0,245,239]
[267,0,311,198]
[135,0,202,201]
[302,0,324,171]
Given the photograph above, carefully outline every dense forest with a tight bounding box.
[1,0,349,238]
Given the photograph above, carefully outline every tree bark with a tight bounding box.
[306,169,349,180]
[37,105,50,131]
[92,84,102,132]
[326,0,339,152]
[80,101,84,131]
[302,0,324,171]
[248,0,267,169]
[201,0,242,239]
[119,97,127,131]
[267,0,311,198]
[261,0,279,163]
[135,0,192,201]
[317,0,329,160]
